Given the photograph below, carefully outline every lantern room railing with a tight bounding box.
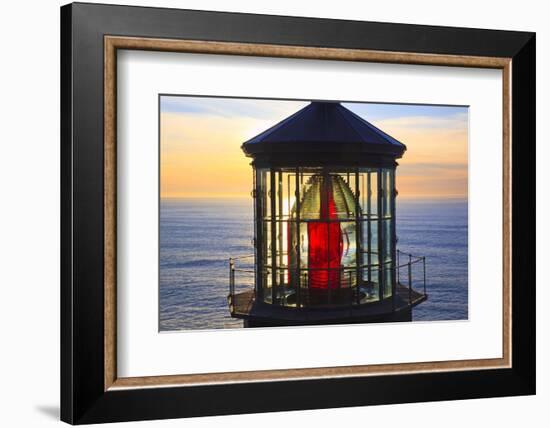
[228,250,427,316]
[228,254,255,301]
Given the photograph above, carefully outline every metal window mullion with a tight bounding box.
[325,170,331,304]
[354,169,361,304]
[295,167,301,308]
[391,168,397,309]
[286,173,291,290]
[270,169,277,305]
[367,172,372,290]
[377,168,383,300]
[253,168,261,301]
[278,171,284,292]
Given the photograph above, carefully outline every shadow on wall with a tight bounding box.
[35,405,59,420]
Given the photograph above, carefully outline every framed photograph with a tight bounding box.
[60,2,535,424]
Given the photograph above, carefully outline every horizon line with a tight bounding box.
[160,194,468,200]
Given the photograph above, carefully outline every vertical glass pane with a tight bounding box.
[335,172,356,219]
[263,206,273,303]
[378,169,390,218]
[390,169,395,216]
[256,168,267,218]
[264,267,272,304]
[362,219,369,277]
[377,168,394,299]
[255,169,266,302]
[380,170,386,217]
[275,172,285,290]
[359,171,366,217]
[389,169,396,298]
[386,170,393,217]
[300,171,321,220]
[263,220,271,266]
[370,220,378,266]
[254,168,262,296]
[383,219,392,263]
[287,170,300,292]
[365,267,379,301]
[340,221,357,286]
[282,171,296,222]
[356,220,364,288]
[298,221,308,275]
[376,169,385,298]
[264,170,272,220]
[370,171,378,218]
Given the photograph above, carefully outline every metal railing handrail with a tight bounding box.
[230,253,255,261]
[229,249,427,311]
[260,215,394,222]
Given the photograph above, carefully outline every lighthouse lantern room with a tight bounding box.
[228,102,427,327]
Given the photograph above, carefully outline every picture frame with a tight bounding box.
[60,2,535,424]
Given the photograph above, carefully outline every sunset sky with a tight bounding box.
[160,96,468,199]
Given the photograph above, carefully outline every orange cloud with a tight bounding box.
[161,108,468,200]
[371,115,468,198]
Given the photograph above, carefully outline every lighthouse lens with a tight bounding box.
[288,174,358,290]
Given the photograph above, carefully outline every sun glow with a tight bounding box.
[160,97,468,200]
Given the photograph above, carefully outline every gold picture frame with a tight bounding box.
[104,36,512,391]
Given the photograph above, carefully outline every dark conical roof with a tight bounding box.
[242,102,406,163]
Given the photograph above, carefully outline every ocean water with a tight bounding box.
[159,198,468,331]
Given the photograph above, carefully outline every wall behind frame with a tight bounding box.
[0,1,544,427]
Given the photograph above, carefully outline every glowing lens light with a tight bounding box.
[288,174,358,289]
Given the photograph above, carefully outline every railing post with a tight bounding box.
[397,250,400,285]
[352,271,358,305]
[295,167,301,309]
[229,257,234,298]
[302,272,309,320]
[408,254,412,305]
[423,256,426,296]
[391,261,396,312]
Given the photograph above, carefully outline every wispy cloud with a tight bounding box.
[399,162,468,174]
[371,113,468,131]
[345,102,468,123]
[161,96,306,120]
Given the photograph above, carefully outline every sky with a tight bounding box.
[160,96,468,199]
